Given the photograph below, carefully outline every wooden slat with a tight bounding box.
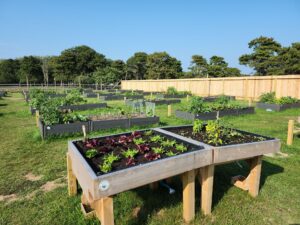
[181,170,195,223]
[199,165,214,215]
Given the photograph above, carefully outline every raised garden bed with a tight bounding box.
[38,119,89,139]
[256,102,300,111]
[157,125,280,163]
[145,99,181,105]
[175,107,254,121]
[30,103,108,115]
[89,115,159,131]
[67,129,212,223]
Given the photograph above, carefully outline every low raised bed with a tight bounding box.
[175,107,255,121]
[38,119,89,139]
[67,129,212,223]
[146,99,181,105]
[30,103,108,115]
[256,102,300,111]
[90,116,159,131]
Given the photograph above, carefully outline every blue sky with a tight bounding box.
[0,0,299,74]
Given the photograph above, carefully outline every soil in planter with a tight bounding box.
[163,126,273,147]
[74,130,201,176]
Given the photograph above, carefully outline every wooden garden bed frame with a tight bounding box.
[67,129,213,224]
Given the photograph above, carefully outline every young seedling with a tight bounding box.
[122,148,139,158]
[150,135,164,143]
[133,138,145,145]
[161,139,176,147]
[175,144,187,153]
[85,149,98,159]
[152,147,165,154]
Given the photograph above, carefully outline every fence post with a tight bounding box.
[287,120,294,146]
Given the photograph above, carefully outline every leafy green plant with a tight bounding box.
[122,149,139,158]
[161,139,176,147]
[150,135,164,143]
[175,144,187,152]
[166,87,179,95]
[133,138,145,145]
[193,119,204,134]
[152,147,165,154]
[100,153,120,173]
[259,92,276,103]
[85,149,98,158]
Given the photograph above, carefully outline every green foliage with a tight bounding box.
[122,149,139,158]
[133,138,145,145]
[193,119,204,134]
[152,147,165,154]
[259,92,276,103]
[161,139,176,147]
[150,135,164,143]
[145,52,183,79]
[85,149,98,159]
[175,144,187,153]
[100,153,120,173]
[166,87,178,95]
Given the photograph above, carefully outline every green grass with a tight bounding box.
[0,93,300,224]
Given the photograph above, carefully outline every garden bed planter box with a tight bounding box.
[256,102,300,111]
[67,129,212,199]
[157,125,280,164]
[38,119,89,139]
[90,116,160,131]
[60,103,107,111]
[175,107,255,121]
[146,99,181,105]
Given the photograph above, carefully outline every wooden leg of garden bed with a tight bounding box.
[67,153,77,196]
[199,165,214,215]
[181,169,195,223]
[94,197,114,225]
[231,156,262,197]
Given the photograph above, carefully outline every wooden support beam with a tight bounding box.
[287,119,295,146]
[67,153,77,196]
[35,110,40,127]
[94,197,114,225]
[167,105,172,117]
[181,169,195,223]
[198,165,214,215]
[231,156,262,197]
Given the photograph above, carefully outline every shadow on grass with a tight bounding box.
[125,160,283,224]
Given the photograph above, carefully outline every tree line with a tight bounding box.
[0,36,299,85]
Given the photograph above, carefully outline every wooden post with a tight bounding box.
[67,153,77,196]
[199,165,214,215]
[248,156,262,197]
[181,170,195,223]
[248,98,253,107]
[94,197,114,225]
[287,120,294,146]
[167,105,172,117]
[35,110,40,127]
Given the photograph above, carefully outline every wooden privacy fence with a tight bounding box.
[121,75,300,100]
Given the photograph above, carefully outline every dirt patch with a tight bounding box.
[0,194,18,203]
[132,207,141,218]
[40,178,65,192]
[25,172,42,181]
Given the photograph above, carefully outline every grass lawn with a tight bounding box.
[0,93,300,225]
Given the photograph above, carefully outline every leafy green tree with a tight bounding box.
[189,55,208,77]
[126,52,148,80]
[145,52,182,79]
[239,36,282,75]
[19,56,43,87]
[0,59,20,83]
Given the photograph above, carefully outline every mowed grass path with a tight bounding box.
[0,93,299,225]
